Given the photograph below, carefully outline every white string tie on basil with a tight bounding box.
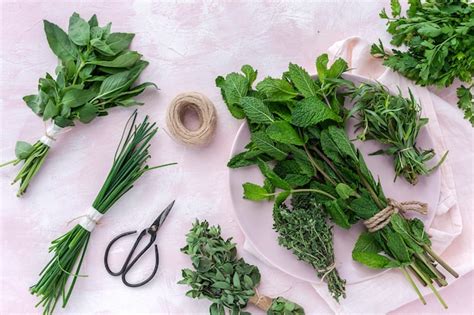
[39,122,70,147]
[79,207,103,232]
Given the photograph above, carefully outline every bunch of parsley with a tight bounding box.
[217,55,458,307]
[179,220,304,315]
[0,12,155,196]
[371,0,474,125]
[350,83,447,184]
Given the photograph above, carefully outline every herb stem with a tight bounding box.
[402,266,426,305]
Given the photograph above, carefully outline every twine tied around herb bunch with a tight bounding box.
[249,288,273,311]
[364,198,428,232]
[166,92,217,146]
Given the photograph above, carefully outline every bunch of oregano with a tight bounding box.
[179,220,304,315]
[0,12,155,196]
[349,83,447,185]
[217,55,458,307]
[30,112,175,315]
[371,0,474,125]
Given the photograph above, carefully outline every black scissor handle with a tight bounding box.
[104,230,138,276]
[122,244,159,287]
[104,229,160,288]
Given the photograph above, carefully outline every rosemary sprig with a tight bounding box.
[350,83,448,185]
[30,111,175,315]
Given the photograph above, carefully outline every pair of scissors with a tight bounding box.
[104,201,174,287]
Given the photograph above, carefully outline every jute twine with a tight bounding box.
[249,288,273,311]
[166,92,217,146]
[364,198,428,232]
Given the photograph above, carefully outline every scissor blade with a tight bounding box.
[151,200,175,228]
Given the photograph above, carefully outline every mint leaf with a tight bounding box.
[243,183,268,201]
[241,65,257,86]
[328,58,349,79]
[251,131,287,160]
[324,200,351,229]
[240,97,274,124]
[335,183,355,200]
[288,63,317,97]
[352,232,383,254]
[316,54,329,82]
[256,77,298,101]
[328,126,358,161]
[266,121,304,145]
[257,159,291,190]
[292,96,341,127]
[215,73,248,119]
[352,252,397,269]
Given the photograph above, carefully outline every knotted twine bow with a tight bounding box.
[364,198,428,233]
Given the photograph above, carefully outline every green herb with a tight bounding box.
[217,55,458,307]
[349,83,447,184]
[179,220,304,315]
[0,13,155,196]
[274,193,346,301]
[371,0,474,125]
[30,112,175,315]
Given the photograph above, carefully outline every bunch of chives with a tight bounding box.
[30,111,175,314]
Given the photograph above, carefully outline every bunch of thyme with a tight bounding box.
[30,112,175,315]
[350,83,447,184]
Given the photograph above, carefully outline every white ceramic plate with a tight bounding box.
[228,73,441,284]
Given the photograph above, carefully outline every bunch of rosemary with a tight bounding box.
[0,12,155,196]
[30,112,175,315]
[179,220,305,315]
[371,0,474,125]
[350,83,447,184]
[217,55,458,307]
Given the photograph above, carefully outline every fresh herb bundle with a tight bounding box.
[217,56,458,307]
[350,83,447,184]
[274,193,345,301]
[219,55,351,300]
[0,12,155,196]
[371,0,474,125]
[179,220,304,315]
[30,112,175,315]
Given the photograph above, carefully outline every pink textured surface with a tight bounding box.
[0,1,472,314]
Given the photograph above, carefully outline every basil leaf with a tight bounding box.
[43,20,77,62]
[76,103,97,123]
[62,89,96,108]
[89,51,141,68]
[106,32,135,54]
[42,100,59,121]
[91,38,115,56]
[15,141,34,160]
[68,12,90,46]
[23,94,44,115]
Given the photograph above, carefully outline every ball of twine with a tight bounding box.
[166,92,217,146]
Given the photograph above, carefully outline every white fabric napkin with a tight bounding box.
[244,37,469,314]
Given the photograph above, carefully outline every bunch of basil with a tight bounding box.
[1,12,155,196]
